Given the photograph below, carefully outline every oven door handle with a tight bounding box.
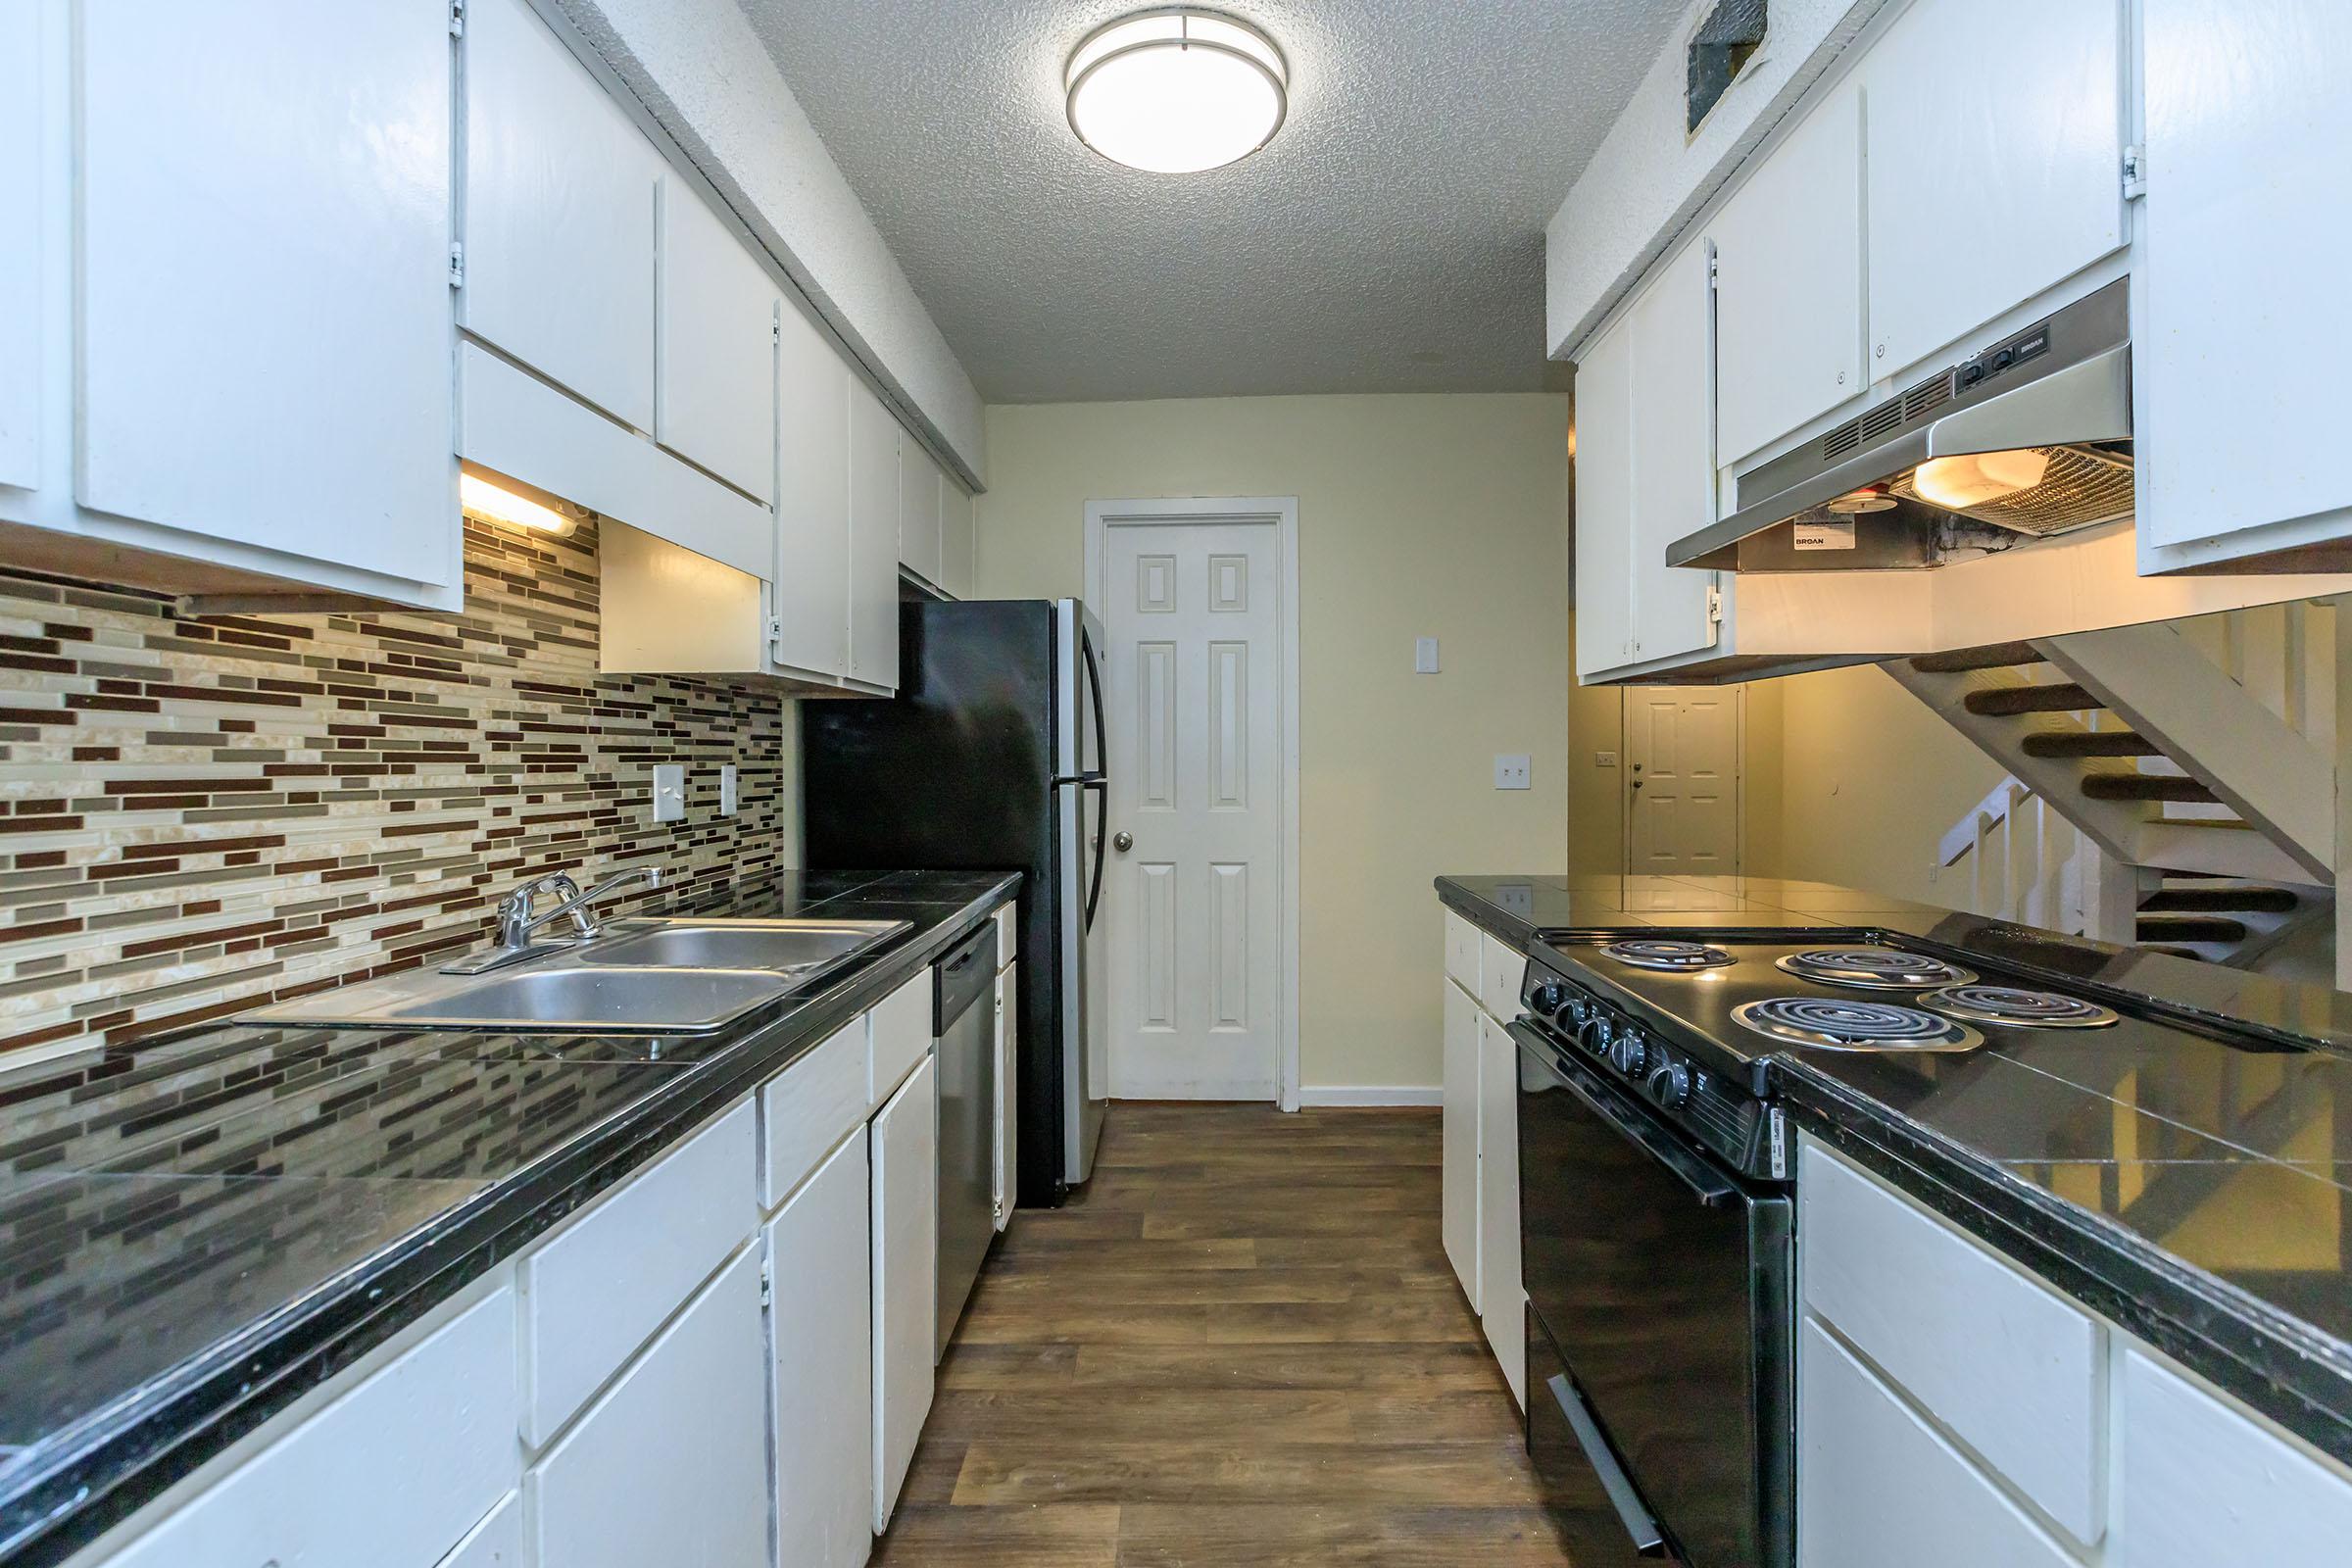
[1545,1373,1670,1557]
[1510,1021,1740,1207]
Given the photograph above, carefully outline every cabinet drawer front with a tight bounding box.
[995,903,1018,965]
[519,1098,759,1446]
[528,1245,770,1568]
[439,1492,520,1568]
[1478,931,1525,1021]
[2118,1347,2352,1565]
[1443,909,1482,993]
[762,1018,869,1210]
[1799,1140,2103,1544]
[869,968,933,1105]
[103,1285,518,1568]
[1799,1318,2076,1568]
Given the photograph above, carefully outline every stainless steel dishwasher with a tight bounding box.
[934,922,1000,1358]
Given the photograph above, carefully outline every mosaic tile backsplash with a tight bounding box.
[0,520,793,1064]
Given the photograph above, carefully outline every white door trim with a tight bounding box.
[1086,496,1302,1113]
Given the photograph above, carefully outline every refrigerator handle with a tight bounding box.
[1082,779,1107,932]
[1081,622,1107,786]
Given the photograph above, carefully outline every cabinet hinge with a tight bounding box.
[447,242,466,289]
[1707,583,1725,628]
[448,0,466,36]
[1706,252,1720,289]
[2122,143,2147,201]
[759,1256,772,1308]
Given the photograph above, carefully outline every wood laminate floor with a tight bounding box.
[872,1102,1577,1566]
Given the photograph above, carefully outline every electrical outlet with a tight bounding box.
[1494,754,1531,790]
[1595,751,1619,768]
[1414,636,1440,674]
[718,763,739,817]
[652,763,686,823]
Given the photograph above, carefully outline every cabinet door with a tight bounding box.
[464,0,660,431]
[898,444,944,584]
[0,1,39,492]
[1628,238,1719,667]
[1441,979,1481,1312]
[1573,316,1635,679]
[870,1051,937,1530]
[848,380,904,690]
[993,964,1018,1229]
[2137,0,2352,555]
[942,481,976,599]
[2116,1347,2352,1566]
[1476,1013,1525,1408]
[1711,78,1864,465]
[657,179,778,505]
[773,302,853,679]
[76,0,456,589]
[1865,0,2124,377]
[529,1247,769,1568]
[768,1127,873,1568]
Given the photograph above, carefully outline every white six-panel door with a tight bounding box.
[1625,686,1740,873]
[1103,519,1283,1100]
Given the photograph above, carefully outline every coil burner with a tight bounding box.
[1600,939,1736,972]
[1732,996,1984,1053]
[1921,984,2119,1029]
[1775,947,1977,991]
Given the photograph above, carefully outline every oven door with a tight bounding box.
[1513,1021,1793,1568]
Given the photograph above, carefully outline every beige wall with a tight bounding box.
[977,393,1572,1092]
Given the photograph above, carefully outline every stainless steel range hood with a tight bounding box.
[1668,278,2133,571]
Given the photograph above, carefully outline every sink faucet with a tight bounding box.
[446,865,665,974]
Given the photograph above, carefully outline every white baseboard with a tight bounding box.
[1294,1085,1443,1107]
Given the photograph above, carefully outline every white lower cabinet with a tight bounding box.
[1475,1010,1525,1408]
[871,1051,939,1528]
[102,1286,519,1568]
[438,1493,520,1568]
[768,1126,874,1568]
[1440,977,1481,1312]
[528,1245,771,1568]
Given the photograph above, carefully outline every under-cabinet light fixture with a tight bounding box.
[460,469,577,537]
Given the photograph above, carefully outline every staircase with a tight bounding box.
[1895,605,2337,973]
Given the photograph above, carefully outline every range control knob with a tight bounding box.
[1579,1012,1612,1054]
[1610,1026,1647,1077]
[1646,1060,1691,1110]
[1527,981,1571,1021]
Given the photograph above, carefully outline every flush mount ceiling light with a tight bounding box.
[1065,9,1288,173]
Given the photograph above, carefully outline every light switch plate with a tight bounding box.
[718,763,738,817]
[1494,755,1531,791]
[1414,636,1440,674]
[652,763,686,823]
[1595,751,1619,768]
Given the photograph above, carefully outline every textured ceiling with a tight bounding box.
[737,0,1687,403]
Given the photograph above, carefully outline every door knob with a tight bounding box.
[1112,831,1134,853]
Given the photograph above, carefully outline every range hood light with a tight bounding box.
[460,470,576,537]
[1825,486,1898,514]
[1911,449,2052,512]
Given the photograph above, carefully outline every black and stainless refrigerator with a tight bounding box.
[802,599,1107,1205]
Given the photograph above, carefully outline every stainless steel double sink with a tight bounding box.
[246,917,912,1035]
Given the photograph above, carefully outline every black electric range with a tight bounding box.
[1511,927,2252,1568]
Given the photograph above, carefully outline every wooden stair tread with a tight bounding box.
[2019,731,2164,759]
[1964,683,2101,716]
[1908,642,2046,674]
[2136,913,2249,943]
[2140,945,2209,961]
[2082,773,2219,803]
[2140,885,2300,914]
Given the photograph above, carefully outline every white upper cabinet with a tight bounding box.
[898,443,945,585]
[1627,239,1719,668]
[464,0,661,431]
[2136,0,2352,562]
[0,3,39,493]
[74,0,457,593]
[941,480,976,599]
[1574,315,1636,678]
[1710,77,1864,466]
[773,303,855,680]
[1864,0,2126,380]
[657,180,778,505]
[849,380,904,689]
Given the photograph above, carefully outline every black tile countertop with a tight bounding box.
[0,868,1018,1568]
[1440,872,2352,1466]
